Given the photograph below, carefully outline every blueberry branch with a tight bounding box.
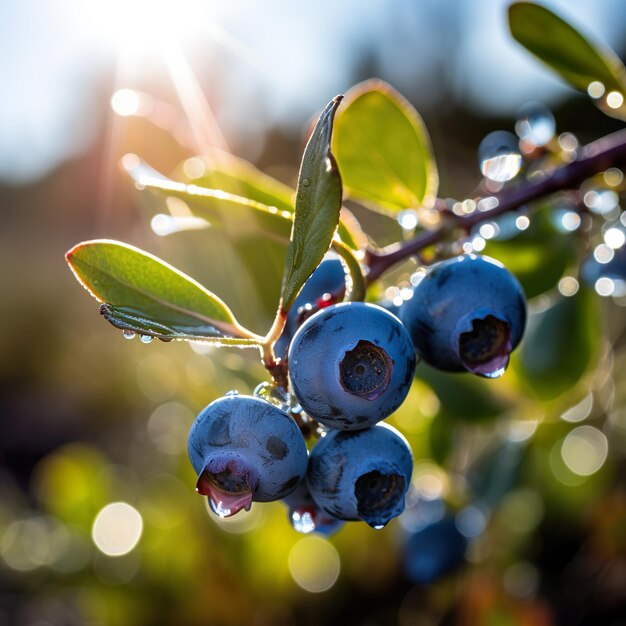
[365,128,626,284]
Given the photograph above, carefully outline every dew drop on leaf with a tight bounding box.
[122,330,136,340]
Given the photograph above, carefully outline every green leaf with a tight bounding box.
[126,161,362,328]
[281,96,344,311]
[66,240,259,344]
[509,2,626,95]
[129,160,294,243]
[180,150,295,214]
[333,79,438,213]
[513,289,601,400]
[128,161,293,328]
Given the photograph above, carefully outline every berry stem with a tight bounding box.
[260,306,289,388]
[366,128,626,283]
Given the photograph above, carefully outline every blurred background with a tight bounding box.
[1,1,626,624]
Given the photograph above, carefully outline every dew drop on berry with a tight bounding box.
[253,381,289,410]
[291,509,316,534]
[208,498,229,518]
[480,365,507,379]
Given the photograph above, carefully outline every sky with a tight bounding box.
[1,0,625,183]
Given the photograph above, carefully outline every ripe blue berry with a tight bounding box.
[282,479,344,535]
[400,254,526,377]
[188,395,308,517]
[288,302,417,430]
[404,517,467,584]
[274,255,345,360]
[306,423,413,528]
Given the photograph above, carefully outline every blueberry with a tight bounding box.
[400,254,526,377]
[187,395,308,517]
[288,302,417,429]
[282,479,344,535]
[274,255,346,360]
[306,423,413,528]
[404,517,467,584]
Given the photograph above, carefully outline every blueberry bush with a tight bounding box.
[59,2,626,622]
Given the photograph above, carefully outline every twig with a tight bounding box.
[365,128,626,283]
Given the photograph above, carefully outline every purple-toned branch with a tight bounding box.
[365,128,626,283]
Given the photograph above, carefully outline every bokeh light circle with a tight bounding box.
[92,502,143,556]
[288,536,340,593]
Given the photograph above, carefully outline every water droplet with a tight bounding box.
[139,334,153,344]
[301,178,311,187]
[482,366,507,379]
[478,131,522,182]
[371,523,387,530]
[253,382,290,410]
[208,498,232,518]
[481,154,522,182]
[515,101,556,147]
[291,510,316,534]
[122,330,136,340]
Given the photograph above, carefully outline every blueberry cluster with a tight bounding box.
[187,253,527,532]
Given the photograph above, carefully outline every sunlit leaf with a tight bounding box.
[66,239,259,344]
[514,289,601,400]
[127,161,292,327]
[128,160,293,243]
[509,2,626,96]
[281,96,343,311]
[180,150,296,214]
[127,161,362,327]
[333,79,438,213]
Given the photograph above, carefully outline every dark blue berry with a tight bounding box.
[306,424,413,528]
[274,255,346,360]
[282,479,344,535]
[400,254,526,377]
[404,517,468,584]
[187,395,308,517]
[288,302,417,429]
